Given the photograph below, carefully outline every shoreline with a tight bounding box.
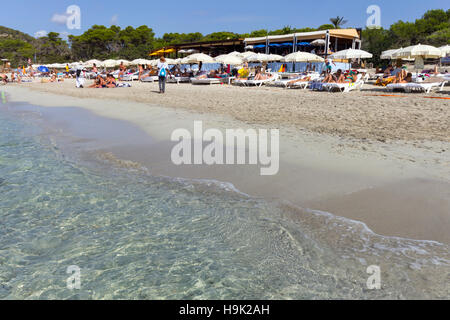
[2,84,450,244]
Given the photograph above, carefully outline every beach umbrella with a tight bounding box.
[37,66,49,73]
[283,52,324,62]
[83,59,102,67]
[101,59,120,68]
[227,51,242,57]
[244,53,272,62]
[394,44,443,74]
[438,45,450,56]
[311,39,326,46]
[165,58,177,65]
[329,49,373,59]
[181,53,215,64]
[380,49,400,60]
[240,51,255,59]
[215,54,243,65]
[267,54,283,61]
[394,44,442,59]
[130,59,145,65]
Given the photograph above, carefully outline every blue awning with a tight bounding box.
[254,44,266,48]
[297,42,311,46]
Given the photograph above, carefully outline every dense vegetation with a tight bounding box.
[0,9,448,67]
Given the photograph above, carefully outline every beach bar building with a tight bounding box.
[149,29,361,58]
[243,29,362,56]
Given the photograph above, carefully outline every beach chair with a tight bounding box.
[236,74,279,87]
[405,81,447,93]
[322,74,365,93]
[191,77,224,85]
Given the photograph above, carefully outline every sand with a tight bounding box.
[1,82,450,244]
[10,79,450,142]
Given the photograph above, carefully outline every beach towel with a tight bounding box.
[116,83,131,88]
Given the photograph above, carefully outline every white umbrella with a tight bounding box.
[267,54,283,61]
[130,58,149,65]
[165,58,177,65]
[330,49,373,59]
[438,45,450,56]
[380,49,400,60]
[84,59,102,67]
[393,44,442,59]
[118,60,131,66]
[240,51,255,59]
[227,51,242,57]
[101,59,120,68]
[245,53,272,62]
[215,54,243,65]
[311,39,326,46]
[244,45,254,50]
[181,53,215,64]
[283,52,324,62]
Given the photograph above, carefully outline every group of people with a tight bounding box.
[375,65,413,86]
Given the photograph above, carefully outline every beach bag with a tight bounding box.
[159,67,166,77]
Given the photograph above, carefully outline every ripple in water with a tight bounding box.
[0,107,448,300]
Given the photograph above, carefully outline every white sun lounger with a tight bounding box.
[405,81,447,93]
[191,78,224,85]
[140,76,158,83]
[235,74,279,87]
[386,81,447,93]
[167,76,190,84]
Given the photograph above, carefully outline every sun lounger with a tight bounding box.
[235,74,279,87]
[190,78,224,85]
[268,77,303,88]
[167,76,190,84]
[140,76,158,82]
[386,81,447,93]
[405,81,447,93]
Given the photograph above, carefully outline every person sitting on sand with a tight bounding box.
[1,73,8,84]
[106,74,117,88]
[89,74,106,88]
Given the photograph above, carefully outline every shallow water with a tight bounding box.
[0,101,449,299]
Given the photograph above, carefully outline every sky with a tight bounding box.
[0,0,448,39]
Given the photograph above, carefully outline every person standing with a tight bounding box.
[157,56,169,94]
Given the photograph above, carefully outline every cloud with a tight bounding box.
[51,13,69,25]
[110,14,118,25]
[34,30,48,38]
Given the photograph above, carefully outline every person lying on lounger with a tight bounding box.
[286,76,312,87]
[322,69,346,83]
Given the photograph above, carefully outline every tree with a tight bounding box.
[329,16,348,29]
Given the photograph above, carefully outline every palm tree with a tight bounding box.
[329,16,348,29]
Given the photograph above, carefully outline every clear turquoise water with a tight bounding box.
[0,102,449,299]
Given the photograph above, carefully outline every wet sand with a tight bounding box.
[2,85,450,244]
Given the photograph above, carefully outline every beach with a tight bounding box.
[2,81,449,244]
[15,79,450,142]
